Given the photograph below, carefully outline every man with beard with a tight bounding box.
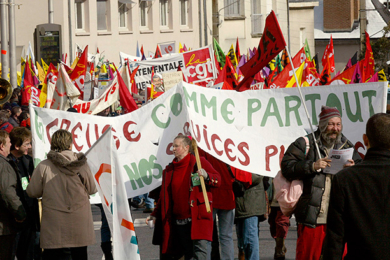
[281,106,362,260]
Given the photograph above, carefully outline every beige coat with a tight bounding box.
[27,150,97,249]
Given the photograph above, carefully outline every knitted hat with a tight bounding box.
[319,106,341,122]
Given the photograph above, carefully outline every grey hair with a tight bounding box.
[318,118,343,145]
[0,111,9,123]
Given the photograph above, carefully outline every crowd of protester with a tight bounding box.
[1,85,389,260]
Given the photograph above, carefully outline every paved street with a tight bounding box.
[88,205,297,260]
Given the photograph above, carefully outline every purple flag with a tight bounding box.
[352,61,362,83]
[368,72,378,82]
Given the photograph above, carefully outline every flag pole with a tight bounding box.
[285,47,321,159]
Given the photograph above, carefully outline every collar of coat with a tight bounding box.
[47,150,87,169]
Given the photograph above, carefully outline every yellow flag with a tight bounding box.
[17,71,21,87]
[285,62,305,88]
[36,62,45,83]
[179,42,184,53]
[109,64,116,72]
[269,59,276,71]
[40,82,47,107]
[101,63,107,74]
[378,69,387,82]
[227,44,238,68]
[71,56,79,69]
[21,57,26,76]
[41,58,49,74]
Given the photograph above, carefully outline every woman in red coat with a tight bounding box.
[146,135,220,260]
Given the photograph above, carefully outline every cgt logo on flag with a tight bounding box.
[95,163,112,209]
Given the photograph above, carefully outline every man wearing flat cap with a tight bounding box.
[281,106,362,260]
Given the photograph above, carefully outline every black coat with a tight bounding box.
[323,147,390,260]
[0,154,26,235]
[8,154,40,231]
[281,130,362,227]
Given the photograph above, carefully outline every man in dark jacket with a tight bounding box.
[324,113,390,260]
[281,106,362,260]
[0,130,26,260]
[8,127,39,260]
[233,168,267,260]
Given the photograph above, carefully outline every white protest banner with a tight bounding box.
[162,71,183,92]
[73,75,119,114]
[129,45,217,90]
[30,82,387,200]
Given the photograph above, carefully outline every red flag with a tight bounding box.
[237,11,286,91]
[321,35,335,73]
[97,47,100,53]
[154,45,162,59]
[363,32,375,82]
[70,46,88,99]
[302,59,320,86]
[320,55,331,85]
[214,55,238,90]
[117,65,138,114]
[129,64,139,95]
[21,62,41,106]
[235,37,241,61]
[214,66,233,90]
[329,64,356,85]
[268,47,306,89]
[21,61,33,106]
[140,45,144,56]
[63,63,73,75]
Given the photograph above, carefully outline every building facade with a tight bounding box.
[1,0,317,72]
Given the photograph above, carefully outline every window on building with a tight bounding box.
[160,0,169,27]
[300,27,306,48]
[118,1,132,29]
[75,0,86,30]
[97,0,108,31]
[251,0,262,35]
[224,0,244,18]
[140,0,151,28]
[180,0,188,26]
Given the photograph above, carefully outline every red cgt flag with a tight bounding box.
[363,32,375,82]
[237,11,286,91]
[321,35,335,73]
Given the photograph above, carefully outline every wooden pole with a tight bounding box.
[191,139,211,213]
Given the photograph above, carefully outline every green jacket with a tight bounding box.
[235,174,267,219]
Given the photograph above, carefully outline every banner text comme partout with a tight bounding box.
[31,82,387,199]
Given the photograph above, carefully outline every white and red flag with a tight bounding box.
[86,128,140,260]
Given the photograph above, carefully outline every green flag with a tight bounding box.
[213,38,226,68]
[275,55,283,73]
[304,39,312,61]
